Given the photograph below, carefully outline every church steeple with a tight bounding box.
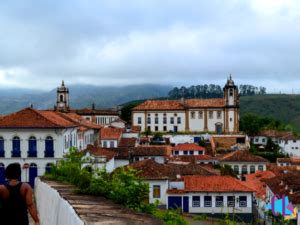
[223,75,239,107]
[56,80,70,112]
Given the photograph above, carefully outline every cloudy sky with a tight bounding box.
[0,0,300,92]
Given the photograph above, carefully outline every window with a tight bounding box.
[170,117,174,124]
[209,111,213,119]
[174,150,179,155]
[198,111,203,119]
[163,126,167,131]
[262,138,266,143]
[242,165,248,174]
[103,141,107,148]
[174,126,178,132]
[137,117,142,124]
[204,196,212,207]
[233,165,239,174]
[294,140,297,143]
[110,141,114,148]
[155,126,158,131]
[215,196,223,207]
[217,111,222,119]
[155,113,158,117]
[45,136,54,157]
[153,185,160,198]
[258,165,264,171]
[147,117,151,124]
[147,126,151,131]
[192,196,200,207]
[177,117,181,124]
[163,113,166,116]
[163,117,167,124]
[227,196,235,207]
[255,138,259,142]
[189,151,194,155]
[239,196,247,207]
[28,136,37,157]
[12,136,21,157]
[250,165,255,174]
[229,89,233,96]
[155,117,159,124]
[198,151,203,155]
[0,137,4,157]
[184,151,188,155]
[60,95,64,101]
[174,113,177,117]
[191,111,195,119]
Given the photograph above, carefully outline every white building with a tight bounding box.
[166,175,254,223]
[132,77,239,134]
[251,130,293,146]
[279,136,300,156]
[172,143,205,156]
[0,107,100,187]
[219,150,268,177]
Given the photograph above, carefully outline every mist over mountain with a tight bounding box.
[0,84,172,114]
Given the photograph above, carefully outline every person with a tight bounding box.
[0,163,39,225]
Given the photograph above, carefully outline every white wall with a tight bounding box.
[279,140,300,156]
[134,156,165,164]
[220,162,267,175]
[35,178,84,225]
[146,180,169,205]
[101,140,118,148]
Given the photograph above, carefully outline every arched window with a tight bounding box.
[258,165,264,171]
[250,165,255,174]
[45,163,54,174]
[60,95,64,102]
[191,111,195,119]
[45,136,54,157]
[0,137,4,157]
[242,165,248,175]
[229,89,233,96]
[28,136,37,157]
[12,136,21,157]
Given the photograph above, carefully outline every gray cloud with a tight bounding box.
[0,0,300,93]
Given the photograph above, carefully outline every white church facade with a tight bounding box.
[132,77,239,134]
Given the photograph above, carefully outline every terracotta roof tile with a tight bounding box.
[220,150,268,163]
[173,143,205,152]
[0,108,77,129]
[85,145,127,160]
[171,175,254,193]
[244,171,276,200]
[132,145,172,156]
[132,98,225,111]
[257,130,294,138]
[100,127,123,140]
[119,138,137,147]
[129,159,217,180]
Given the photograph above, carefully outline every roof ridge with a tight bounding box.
[36,110,74,127]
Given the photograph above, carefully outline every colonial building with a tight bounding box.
[166,175,254,222]
[132,76,239,134]
[55,81,120,126]
[0,107,100,187]
[219,150,268,177]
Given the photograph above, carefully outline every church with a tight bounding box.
[55,81,120,126]
[132,76,239,134]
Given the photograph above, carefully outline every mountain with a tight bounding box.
[0,84,173,114]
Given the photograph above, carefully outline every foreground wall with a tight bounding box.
[35,178,84,225]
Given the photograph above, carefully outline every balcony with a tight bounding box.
[12,150,21,157]
[45,150,54,158]
[28,151,37,157]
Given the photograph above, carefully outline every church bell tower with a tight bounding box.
[56,80,70,112]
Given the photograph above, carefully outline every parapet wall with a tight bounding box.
[35,178,162,225]
[35,178,84,225]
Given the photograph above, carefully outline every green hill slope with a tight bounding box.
[240,94,300,130]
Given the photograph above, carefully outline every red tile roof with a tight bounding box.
[257,130,293,138]
[173,143,205,152]
[0,108,77,129]
[220,150,268,163]
[244,171,276,200]
[132,145,172,156]
[168,175,254,193]
[264,172,300,204]
[132,98,225,111]
[129,159,217,180]
[85,146,117,161]
[119,138,137,147]
[100,127,123,140]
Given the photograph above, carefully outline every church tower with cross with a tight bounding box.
[56,80,70,112]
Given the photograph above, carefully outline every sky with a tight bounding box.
[0,0,300,92]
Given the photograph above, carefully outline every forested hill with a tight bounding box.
[240,94,300,130]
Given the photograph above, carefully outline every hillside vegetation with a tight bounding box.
[240,94,300,130]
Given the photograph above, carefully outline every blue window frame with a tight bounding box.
[0,137,4,157]
[12,136,21,157]
[45,136,54,157]
[28,136,37,157]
